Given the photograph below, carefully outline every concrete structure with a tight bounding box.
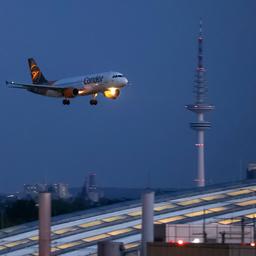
[155,223,254,244]
[2,181,256,255]
[186,20,215,187]
[98,241,124,256]
[147,243,256,256]
[154,224,166,242]
[141,190,154,256]
[39,192,51,256]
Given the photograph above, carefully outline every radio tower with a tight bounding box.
[186,20,215,187]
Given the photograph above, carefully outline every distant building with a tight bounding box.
[23,184,47,198]
[48,183,71,199]
[23,183,71,199]
[246,163,256,180]
[81,172,103,203]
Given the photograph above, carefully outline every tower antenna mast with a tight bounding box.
[186,20,215,187]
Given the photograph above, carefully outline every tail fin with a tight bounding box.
[28,58,48,84]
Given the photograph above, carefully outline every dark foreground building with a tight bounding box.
[148,243,256,256]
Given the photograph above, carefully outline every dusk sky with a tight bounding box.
[0,0,255,192]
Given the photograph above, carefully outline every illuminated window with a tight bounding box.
[29,236,39,241]
[227,189,252,196]
[154,204,175,211]
[236,199,256,207]
[208,207,226,212]
[134,224,142,229]
[201,194,226,201]
[185,210,211,217]
[79,220,102,228]
[83,234,110,242]
[246,213,256,219]
[124,242,140,249]
[128,211,142,217]
[57,241,83,249]
[51,247,60,252]
[0,246,6,251]
[218,219,241,225]
[53,227,78,235]
[108,228,133,236]
[178,199,202,206]
[247,186,256,191]
[102,215,126,222]
[4,240,29,248]
[158,216,185,223]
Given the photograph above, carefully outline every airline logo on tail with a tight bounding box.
[28,58,48,84]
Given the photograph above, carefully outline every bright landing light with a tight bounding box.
[104,87,119,98]
[109,87,118,95]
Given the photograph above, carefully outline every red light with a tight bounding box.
[177,240,184,246]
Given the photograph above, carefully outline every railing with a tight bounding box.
[166,223,254,244]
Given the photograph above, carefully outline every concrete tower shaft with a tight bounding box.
[186,20,215,187]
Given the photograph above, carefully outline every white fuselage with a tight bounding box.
[40,71,128,98]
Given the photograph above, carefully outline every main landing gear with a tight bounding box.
[90,99,98,105]
[90,94,98,105]
[63,99,70,105]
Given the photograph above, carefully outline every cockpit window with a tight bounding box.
[112,74,123,78]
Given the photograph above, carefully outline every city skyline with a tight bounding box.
[0,1,255,191]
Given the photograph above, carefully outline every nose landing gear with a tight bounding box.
[63,99,70,105]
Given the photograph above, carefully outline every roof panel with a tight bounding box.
[83,234,110,242]
[57,241,83,250]
[236,199,256,207]
[177,199,202,206]
[227,189,252,196]
[158,216,185,223]
[154,204,175,211]
[79,220,102,228]
[108,228,133,236]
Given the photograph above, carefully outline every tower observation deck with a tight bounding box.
[186,20,215,187]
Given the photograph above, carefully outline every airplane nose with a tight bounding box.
[124,77,128,85]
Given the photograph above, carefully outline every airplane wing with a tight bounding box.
[6,81,65,92]
[6,81,97,96]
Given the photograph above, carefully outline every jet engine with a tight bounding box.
[63,88,79,98]
[103,88,120,99]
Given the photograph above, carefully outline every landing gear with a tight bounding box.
[63,99,70,105]
[90,99,98,105]
[90,94,98,105]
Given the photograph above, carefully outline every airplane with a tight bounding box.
[6,58,128,105]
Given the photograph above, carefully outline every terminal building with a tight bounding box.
[1,180,256,255]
